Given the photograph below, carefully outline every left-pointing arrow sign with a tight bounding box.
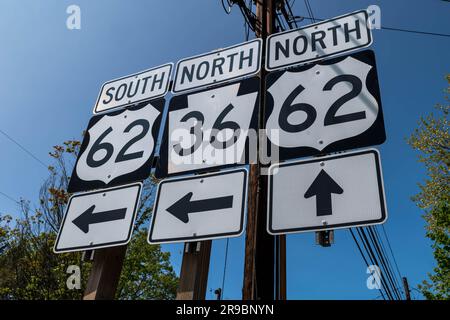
[55,183,142,253]
[167,192,233,223]
[72,205,127,234]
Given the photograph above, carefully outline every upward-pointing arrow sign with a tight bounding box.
[304,169,344,216]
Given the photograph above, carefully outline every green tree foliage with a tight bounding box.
[0,140,178,300]
[408,75,450,300]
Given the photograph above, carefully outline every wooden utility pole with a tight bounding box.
[176,241,212,300]
[83,245,127,300]
[242,0,277,300]
[402,277,411,300]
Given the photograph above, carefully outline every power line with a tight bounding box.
[0,190,20,205]
[0,129,48,169]
[298,16,450,38]
[220,238,230,299]
[373,226,403,291]
[350,228,386,300]
[304,0,316,23]
[381,225,403,281]
[356,227,395,300]
[367,226,402,300]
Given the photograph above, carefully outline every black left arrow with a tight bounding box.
[304,169,344,217]
[72,205,127,234]
[167,192,233,223]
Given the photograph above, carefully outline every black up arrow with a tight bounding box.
[304,169,344,216]
[72,205,127,234]
[167,192,233,223]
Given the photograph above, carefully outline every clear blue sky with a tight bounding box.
[0,0,449,300]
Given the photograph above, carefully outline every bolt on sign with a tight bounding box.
[264,50,385,161]
[266,9,372,71]
[172,39,262,94]
[54,183,142,253]
[149,168,248,244]
[267,149,387,235]
[156,77,259,178]
[93,63,172,114]
[68,100,164,193]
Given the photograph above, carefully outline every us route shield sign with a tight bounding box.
[54,183,142,253]
[267,149,387,234]
[148,168,248,244]
[68,100,164,193]
[264,50,385,161]
[156,77,259,178]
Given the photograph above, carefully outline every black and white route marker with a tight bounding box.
[148,168,248,244]
[264,50,385,161]
[156,77,259,178]
[54,183,142,253]
[267,149,387,234]
[68,100,164,193]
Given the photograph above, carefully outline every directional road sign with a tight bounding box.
[94,63,172,114]
[264,50,385,161]
[148,168,248,244]
[267,149,387,234]
[156,77,259,178]
[266,9,372,71]
[54,183,142,253]
[68,100,164,193]
[172,39,261,94]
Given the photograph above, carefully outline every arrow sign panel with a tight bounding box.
[267,149,387,234]
[148,168,248,244]
[54,183,142,253]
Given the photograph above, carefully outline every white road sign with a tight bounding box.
[172,39,262,94]
[148,168,248,244]
[54,183,142,253]
[156,77,259,178]
[68,101,163,193]
[266,10,372,71]
[94,63,172,114]
[268,149,387,234]
[265,50,385,161]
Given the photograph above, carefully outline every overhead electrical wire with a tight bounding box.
[367,226,402,300]
[350,228,386,300]
[381,225,403,281]
[373,226,403,294]
[0,128,48,169]
[298,15,450,38]
[0,191,21,205]
[220,238,230,300]
[357,227,396,300]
